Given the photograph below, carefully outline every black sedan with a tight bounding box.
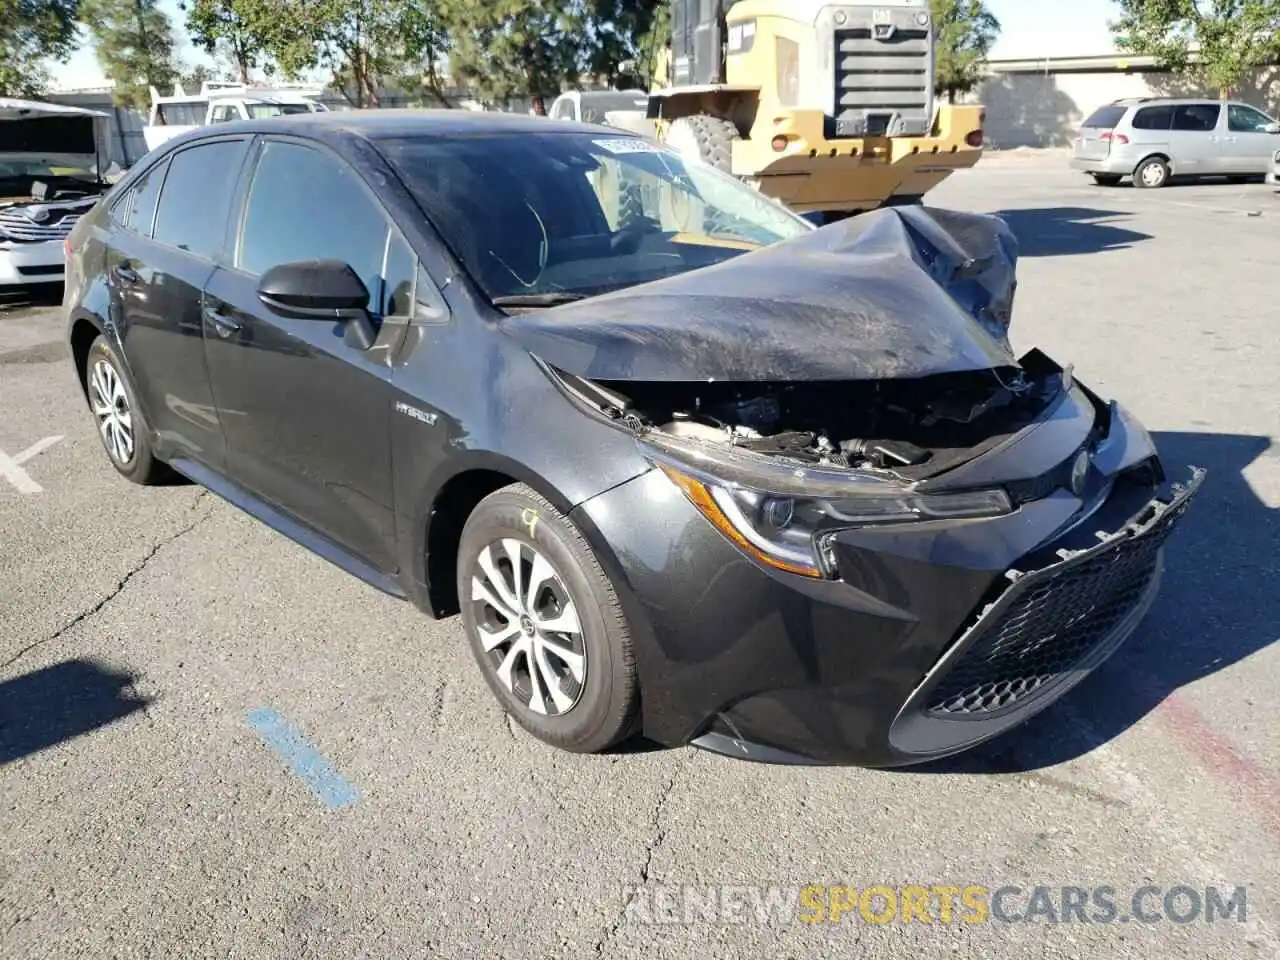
[62,111,1202,766]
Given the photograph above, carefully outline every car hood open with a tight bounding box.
[499,205,1021,382]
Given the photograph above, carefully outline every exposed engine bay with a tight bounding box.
[0,173,103,204]
[549,350,1074,482]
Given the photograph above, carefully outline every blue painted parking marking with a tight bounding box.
[245,708,360,809]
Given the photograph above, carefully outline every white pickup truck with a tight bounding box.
[143,82,329,152]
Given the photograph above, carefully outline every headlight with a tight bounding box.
[651,451,1013,579]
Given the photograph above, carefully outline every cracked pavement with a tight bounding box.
[2,161,1278,959]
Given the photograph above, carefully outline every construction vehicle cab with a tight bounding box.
[648,0,986,221]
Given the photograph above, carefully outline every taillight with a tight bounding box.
[965,130,984,148]
[1100,132,1130,145]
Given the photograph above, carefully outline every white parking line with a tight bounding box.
[0,436,64,494]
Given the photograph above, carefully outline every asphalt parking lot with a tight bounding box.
[2,155,1277,959]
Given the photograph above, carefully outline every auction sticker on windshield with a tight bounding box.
[592,138,674,155]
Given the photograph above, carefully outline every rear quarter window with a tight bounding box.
[1082,106,1127,128]
[111,157,169,236]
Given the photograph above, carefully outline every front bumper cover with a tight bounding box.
[0,240,66,285]
[573,380,1202,767]
[693,466,1203,766]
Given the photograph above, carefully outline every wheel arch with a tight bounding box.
[413,452,587,619]
[1135,152,1172,175]
[651,89,758,137]
[68,312,106,400]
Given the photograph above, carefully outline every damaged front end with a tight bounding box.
[542,354,1080,578]
[1,103,112,271]
[0,190,101,242]
[519,204,1199,592]
[504,203,1205,764]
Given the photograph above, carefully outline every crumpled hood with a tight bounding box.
[499,204,1021,382]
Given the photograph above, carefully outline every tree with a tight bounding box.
[583,0,664,88]
[180,62,233,89]
[226,0,450,107]
[930,0,1001,104]
[1111,0,1280,97]
[442,0,583,107]
[374,0,452,106]
[180,0,269,83]
[0,0,79,98]
[631,0,669,89]
[80,0,181,109]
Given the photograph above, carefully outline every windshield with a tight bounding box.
[0,156,95,180]
[246,102,316,118]
[377,131,813,301]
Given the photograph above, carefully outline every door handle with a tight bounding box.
[112,264,139,285]
[202,305,242,337]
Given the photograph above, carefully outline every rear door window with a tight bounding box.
[1131,105,1173,130]
[1082,106,1127,129]
[152,139,248,260]
[1172,104,1220,132]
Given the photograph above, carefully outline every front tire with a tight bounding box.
[662,113,740,174]
[458,483,639,753]
[84,334,173,485]
[1134,157,1170,189]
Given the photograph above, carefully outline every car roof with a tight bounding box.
[183,108,629,142]
[1112,97,1236,108]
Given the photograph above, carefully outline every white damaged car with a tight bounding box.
[1,98,115,287]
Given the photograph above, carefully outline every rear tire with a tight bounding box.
[84,334,175,485]
[662,113,740,174]
[1133,157,1170,189]
[1092,173,1123,187]
[457,483,639,753]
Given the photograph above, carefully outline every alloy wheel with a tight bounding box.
[90,358,134,465]
[1140,163,1166,187]
[470,538,587,717]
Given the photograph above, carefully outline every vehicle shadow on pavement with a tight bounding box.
[914,430,1277,775]
[0,658,151,766]
[994,207,1153,257]
[0,284,63,312]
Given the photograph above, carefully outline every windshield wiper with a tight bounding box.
[488,293,588,308]
[491,292,588,307]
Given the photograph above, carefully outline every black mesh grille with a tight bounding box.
[926,486,1195,717]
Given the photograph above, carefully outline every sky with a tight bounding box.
[49,0,1124,91]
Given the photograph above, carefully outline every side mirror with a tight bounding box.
[257,259,376,349]
[1265,122,1280,134]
